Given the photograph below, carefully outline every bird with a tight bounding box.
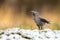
[31,10,50,30]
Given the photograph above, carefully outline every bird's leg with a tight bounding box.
[38,26,40,30]
[40,26,43,30]
[37,24,41,33]
[37,24,40,30]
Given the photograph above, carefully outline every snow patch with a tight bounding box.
[0,28,60,40]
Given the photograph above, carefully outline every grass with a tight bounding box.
[19,24,33,29]
[52,23,60,30]
[18,23,60,30]
[0,22,60,30]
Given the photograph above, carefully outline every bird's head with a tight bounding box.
[30,10,39,16]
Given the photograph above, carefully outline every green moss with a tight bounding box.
[52,23,60,30]
[19,24,32,29]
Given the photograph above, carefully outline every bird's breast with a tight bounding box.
[34,17,45,26]
[34,17,40,24]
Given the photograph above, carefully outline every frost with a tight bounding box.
[0,28,60,40]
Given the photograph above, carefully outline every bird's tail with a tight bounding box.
[46,21,50,24]
[47,21,54,24]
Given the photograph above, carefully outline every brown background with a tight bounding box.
[0,0,60,29]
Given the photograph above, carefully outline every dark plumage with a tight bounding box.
[31,10,50,30]
[40,18,50,24]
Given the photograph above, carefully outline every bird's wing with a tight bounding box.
[40,18,50,24]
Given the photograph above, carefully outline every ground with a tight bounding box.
[0,27,60,40]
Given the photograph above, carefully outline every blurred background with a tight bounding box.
[0,0,60,30]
